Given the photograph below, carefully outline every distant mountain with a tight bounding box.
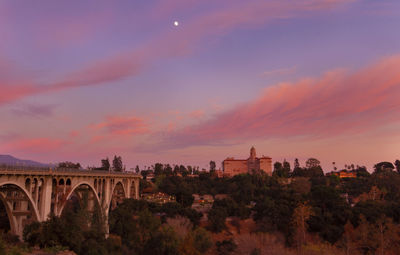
[0,155,50,167]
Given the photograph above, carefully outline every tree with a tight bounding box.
[374,162,395,173]
[273,161,290,178]
[308,186,351,243]
[294,158,300,169]
[58,161,81,169]
[356,166,370,177]
[144,225,180,255]
[23,190,107,254]
[283,160,291,173]
[154,163,164,176]
[216,239,237,255]
[173,165,180,175]
[292,202,312,253]
[305,158,321,168]
[273,162,282,171]
[187,166,193,175]
[101,158,110,171]
[375,216,399,255]
[176,191,194,208]
[179,165,189,177]
[339,221,358,255]
[394,160,400,173]
[273,162,283,176]
[209,161,216,171]
[165,164,173,176]
[208,206,228,233]
[191,227,212,254]
[112,156,123,172]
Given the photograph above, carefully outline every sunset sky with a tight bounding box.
[1,0,400,171]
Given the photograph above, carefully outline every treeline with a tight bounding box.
[93,156,124,171]
[13,157,400,254]
[148,158,400,254]
[141,163,201,178]
[21,199,208,255]
[57,155,126,171]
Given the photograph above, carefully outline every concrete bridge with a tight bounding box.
[0,166,141,239]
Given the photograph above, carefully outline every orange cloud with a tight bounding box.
[91,116,149,136]
[157,55,400,148]
[189,110,205,119]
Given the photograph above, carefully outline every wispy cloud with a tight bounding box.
[2,137,67,154]
[149,55,400,150]
[11,103,56,118]
[0,0,355,106]
[90,115,150,136]
[262,66,297,77]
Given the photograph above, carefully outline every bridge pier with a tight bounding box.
[0,168,141,240]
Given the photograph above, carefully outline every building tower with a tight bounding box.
[250,146,256,160]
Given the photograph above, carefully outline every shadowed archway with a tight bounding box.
[0,183,40,238]
[109,182,126,212]
[58,182,102,218]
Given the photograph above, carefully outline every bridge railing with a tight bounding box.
[0,164,50,172]
[0,164,140,176]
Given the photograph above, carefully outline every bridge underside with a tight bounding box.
[0,171,140,239]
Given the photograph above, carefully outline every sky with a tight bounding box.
[1,0,400,171]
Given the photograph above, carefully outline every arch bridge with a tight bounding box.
[0,166,141,239]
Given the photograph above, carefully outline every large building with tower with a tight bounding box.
[222,147,272,176]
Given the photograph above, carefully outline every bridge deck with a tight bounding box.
[0,166,141,178]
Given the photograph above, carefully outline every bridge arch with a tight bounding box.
[58,181,101,217]
[111,181,127,198]
[108,181,127,211]
[0,192,16,234]
[0,181,40,221]
[0,181,40,238]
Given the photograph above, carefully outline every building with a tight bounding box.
[141,192,176,204]
[326,170,357,179]
[222,147,272,176]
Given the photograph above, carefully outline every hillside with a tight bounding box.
[0,154,49,167]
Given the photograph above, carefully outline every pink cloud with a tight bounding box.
[3,137,67,154]
[189,110,205,119]
[69,130,80,138]
[91,115,150,136]
[0,85,38,105]
[0,0,355,106]
[155,55,400,149]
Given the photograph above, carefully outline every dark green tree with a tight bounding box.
[294,158,300,169]
[374,162,395,173]
[308,185,351,244]
[306,158,321,168]
[58,161,81,169]
[394,160,400,173]
[273,161,290,178]
[191,227,212,253]
[283,160,291,173]
[210,161,216,171]
[208,206,228,232]
[112,156,123,172]
[154,163,164,176]
[101,158,110,171]
[216,239,237,255]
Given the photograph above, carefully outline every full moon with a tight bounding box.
[173,21,179,27]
